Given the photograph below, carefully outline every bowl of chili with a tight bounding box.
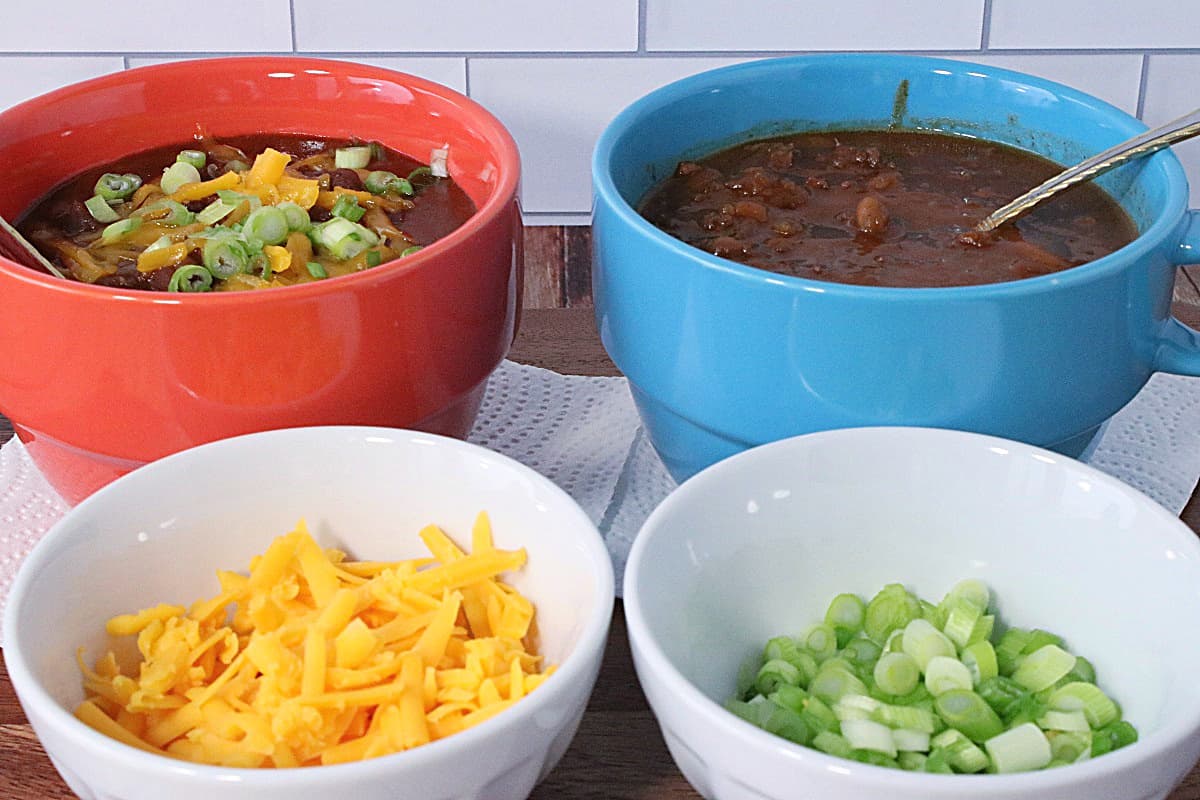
[0,57,522,503]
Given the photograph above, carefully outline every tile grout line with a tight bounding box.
[980,0,993,50]
[288,0,298,53]
[1135,53,1151,120]
[637,0,648,54]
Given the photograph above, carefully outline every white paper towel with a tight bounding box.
[1,362,1199,613]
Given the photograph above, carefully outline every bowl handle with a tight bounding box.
[1155,209,1200,375]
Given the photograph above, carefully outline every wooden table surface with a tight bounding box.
[2,304,1200,798]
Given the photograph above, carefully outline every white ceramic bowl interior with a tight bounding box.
[4,426,614,800]
[625,426,1200,800]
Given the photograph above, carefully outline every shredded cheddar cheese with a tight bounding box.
[75,514,554,768]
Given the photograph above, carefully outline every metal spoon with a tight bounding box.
[975,106,1200,233]
[0,213,67,279]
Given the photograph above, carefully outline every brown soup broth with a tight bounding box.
[637,130,1138,288]
[18,133,476,291]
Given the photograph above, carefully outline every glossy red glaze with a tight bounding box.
[0,58,522,504]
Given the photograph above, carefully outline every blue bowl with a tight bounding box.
[592,53,1200,481]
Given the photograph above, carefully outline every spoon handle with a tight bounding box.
[976,106,1200,233]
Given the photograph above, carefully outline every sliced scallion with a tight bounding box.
[1012,645,1076,692]
[1048,682,1120,729]
[873,652,919,697]
[94,172,142,202]
[277,201,311,232]
[985,722,1052,773]
[334,146,371,169]
[100,216,141,245]
[160,161,203,195]
[196,198,238,226]
[242,206,289,246]
[84,194,119,223]
[306,261,327,279]
[923,656,973,697]
[167,264,214,293]
[933,689,1004,742]
[141,198,195,227]
[176,149,207,169]
[931,728,989,773]
[202,238,250,278]
[331,193,366,223]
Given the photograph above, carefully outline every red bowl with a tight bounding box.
[0,57,522,504]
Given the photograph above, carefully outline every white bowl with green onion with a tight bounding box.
[624,427,1200,800]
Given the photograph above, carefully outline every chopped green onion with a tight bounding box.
[1022,629,1065,655]
[407,165,433,182]
[978,675,1029,719]
[331,193,366,223]
[141,198,195,227]
[812,731,852,759]
[144,235,172,253]
[901,618,955,671]
[160,161,202,195]
[277,201,312,232]
[242,206,290,246]
[84,194,119,223]
[400,245,424,257]
[167,264,213,293]
[800,696,839,734]
[892,728,931,752]
[755,658,801,696]
[996,628,1032,676]
[934,689,1004,742]
[334,146,371,169]
[310,217,379,260]
[873,652,919,697]
[176,149,207,169]
[1048,682,1120,729]
[943,578,990,613]
[225,159,249,174]
[1092,720,1137,756]
[365,249,383,267]
[897,751,928,771]
[930,728,989,773]
[757,702,811,745]
[100,216,141,245]
[941,599,982,649]
[1049,729,1092,763]
[306,261,328,279]
[864,584,921,645]
[364,170,414,197]
[202,238,250,278]
[871,701,936,733]
[94,172,142,202]
[802,623,838,661]
[1036,709,1090,732]
[216,190,262,212]
[196,199,238,226]
[1012,645,1076,692]
[924,656,973,697]
[1067,656,1097,685]
[768,684,808,714]
[809,664,868,705]
[922,748,953,774]
[985,722,1052,773]
[841,638,881,670]
[840,718,896,757]
[833,693,880,721]
[825,593,866,638]
[961,640,999,685]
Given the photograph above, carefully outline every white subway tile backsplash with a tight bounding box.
[469,57,744,214]
[0,1,291,53]
[128,56,468,94]
[646,0,985,51]
[990,0,1200,49]
[294,0,638,53]
[0,57,124,110]
[944,53,1143,115]
[1142,55,1200,207]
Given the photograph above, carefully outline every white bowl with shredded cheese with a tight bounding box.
[4,426,613,800]
[625,426,1200,800]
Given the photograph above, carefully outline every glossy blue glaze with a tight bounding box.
[592,54,1200,481]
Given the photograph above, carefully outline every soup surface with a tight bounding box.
[18,133,477,292]
[638,130,1138,288]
